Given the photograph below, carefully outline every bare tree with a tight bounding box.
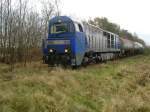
[54,0,61,16]
[41,0,56,38]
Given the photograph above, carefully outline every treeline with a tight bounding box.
[0,0,59,69]
[88,17,145,45]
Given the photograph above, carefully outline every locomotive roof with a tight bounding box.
[49,16,75,23]
[50,16,118,36]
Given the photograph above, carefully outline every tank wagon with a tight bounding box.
[120,38,144,56]
[42,16,144,67]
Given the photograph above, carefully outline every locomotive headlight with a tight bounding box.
[65,49,68,53]
[49,49,53,53]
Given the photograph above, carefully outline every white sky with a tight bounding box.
[59,0,150,45]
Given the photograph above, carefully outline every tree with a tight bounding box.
[41,0,56,38]
[0,0,58,70]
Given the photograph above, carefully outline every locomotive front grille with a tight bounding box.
[47,52,72,66]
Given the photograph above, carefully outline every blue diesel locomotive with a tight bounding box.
[42,16,143,67]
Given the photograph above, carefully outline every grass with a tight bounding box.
[0,55,150,112]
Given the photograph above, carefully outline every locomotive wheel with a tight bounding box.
[95,56,102,63]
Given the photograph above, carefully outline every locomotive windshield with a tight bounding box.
[50,22,70,34]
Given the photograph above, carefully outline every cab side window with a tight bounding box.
[78,24,83,32]
[75,23,83,32]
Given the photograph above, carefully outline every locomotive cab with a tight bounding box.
[42,16,87,67]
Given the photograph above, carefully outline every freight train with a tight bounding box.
[42,16,144,67]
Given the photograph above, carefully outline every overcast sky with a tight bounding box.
[59,0,150,45]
